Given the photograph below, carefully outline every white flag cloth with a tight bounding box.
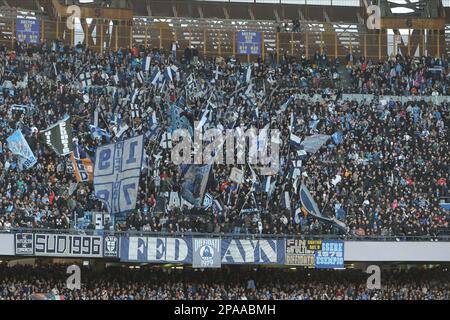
[246,65,252,83]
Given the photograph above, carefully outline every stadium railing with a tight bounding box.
[2,228,450,242]
[0,9,448,62]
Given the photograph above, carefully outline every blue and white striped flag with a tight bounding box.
[136,71,145,84]
[290,132,302,149]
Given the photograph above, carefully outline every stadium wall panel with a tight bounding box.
[0,234,15,256]
[344,241,450,262]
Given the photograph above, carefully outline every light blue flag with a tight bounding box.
[89,125,111,142]
[301,134,331,153]
[246,65,252,83]
[170,105,193,136]
[7,130,37,170]
[332,131,343,145]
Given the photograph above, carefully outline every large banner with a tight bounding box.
[237,31,261,55]
[15,233,104,258]
[94,135,144,214]
[120,237,285,265]
[285,239,344,268]
[221,239,285,264]
[16,18,40,44]
[70,152,94,182]
[41,116,73,156]
[120,236,192,264]
[192,238,221,268]
[7,130,37,170]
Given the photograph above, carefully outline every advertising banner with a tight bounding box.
[285,239,344,268]
[15,233,34,255]
[237,31,261,55]
[285,239,315,266]
[315,240,344,269]
[16,19,40,44]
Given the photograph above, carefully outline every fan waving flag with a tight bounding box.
[79,72,92,88]
[70,151,94,183]
[40,116,74,156]
[300,183,347,233]
[181,165,212,207]
[299,183,322,217]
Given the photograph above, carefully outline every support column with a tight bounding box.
[276,32,280,64]
[291,32,294,56]
[335,33,338,60]
[437,29,440,57]
[261,32,265,61]
[218,31,221,56]
[364,33,367,58]
[232,31,235,56]
[11,20,15,48]
[305,32,309,58]
[408,29,411,56]
[115,24,118,51]
[129,24,133,49]
[204,30,207,56]
[41,20,45,44]
[320,32,323,54]
[144,25,148,48]
[378,30,381,61]
[100,21,104,53]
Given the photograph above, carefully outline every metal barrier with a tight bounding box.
[1,14,448,62]
[342,94,450,104]
[2,228,450,242]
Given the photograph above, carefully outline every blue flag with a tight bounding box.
[7,130,37,171]
[89,125,111,142]
[181,165,212,207]
[332,131,343,145]
[170,105,193,136]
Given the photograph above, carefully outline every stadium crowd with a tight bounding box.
[0,264,449,300]
[0,39,448,237]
